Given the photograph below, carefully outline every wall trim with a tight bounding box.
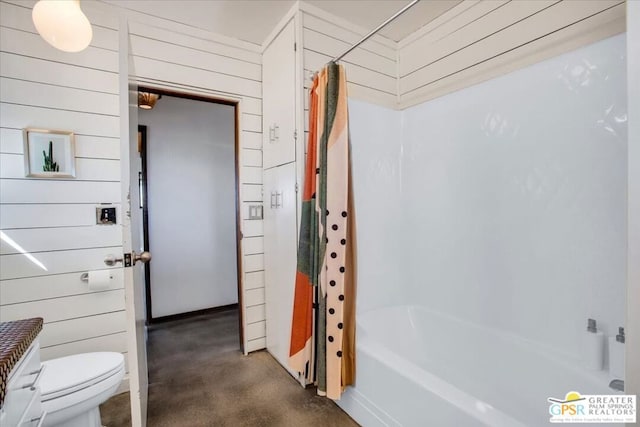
[149,304,239,324]
[262,1,299,52]
[297,1,397,50]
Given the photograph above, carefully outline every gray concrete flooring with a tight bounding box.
[100,308,359,426]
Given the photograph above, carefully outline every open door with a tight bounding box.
[119,17,149,427]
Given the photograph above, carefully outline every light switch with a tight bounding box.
[249,204,263,220]
[96,206,117,225]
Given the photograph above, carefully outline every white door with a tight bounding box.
[264,162,298,377]
[119,19,148,427]
[262,19,296,169]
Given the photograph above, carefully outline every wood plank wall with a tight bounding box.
[299,2,398,112]
[398,0,626,109]
[0,0,267,396]
[0,0,129,379]
[122,8,266,353]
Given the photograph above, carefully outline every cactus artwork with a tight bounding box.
[42,140,59,172]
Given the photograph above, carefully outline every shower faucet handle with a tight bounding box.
[609,379,624,392]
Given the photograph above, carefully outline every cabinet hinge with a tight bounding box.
[294,130,298,140]
[295,183,299,193]
[294,42,297,51]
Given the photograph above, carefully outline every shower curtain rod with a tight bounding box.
[332,0,421,63]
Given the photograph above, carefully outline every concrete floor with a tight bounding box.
[100,308,359,426]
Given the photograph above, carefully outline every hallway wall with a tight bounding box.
[139,97,238,317]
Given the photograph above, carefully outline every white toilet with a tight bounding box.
[39,352,125,427]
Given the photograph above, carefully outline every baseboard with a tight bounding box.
[149,303,238,324]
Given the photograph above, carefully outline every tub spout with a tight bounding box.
[609,379,624,392]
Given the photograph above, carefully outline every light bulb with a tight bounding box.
[32,0,93,53]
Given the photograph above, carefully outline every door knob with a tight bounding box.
[133,250,151,265]
[104,251,151,267]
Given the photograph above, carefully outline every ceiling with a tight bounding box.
[104,0,462,45]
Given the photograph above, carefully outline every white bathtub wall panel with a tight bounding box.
[0,0,127,365]
[626,0,640,397]
[345,307,616,427]
[398,0,625,108]
[348,99,407,313]
[401,34,626,359]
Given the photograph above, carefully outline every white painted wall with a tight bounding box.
[350,35,627,371]
[139,96,238,318]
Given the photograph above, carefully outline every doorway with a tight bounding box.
[135,87,244,347]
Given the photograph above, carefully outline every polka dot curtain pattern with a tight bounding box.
[289,62,356,400]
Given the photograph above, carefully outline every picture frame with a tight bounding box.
[23,128,76,178]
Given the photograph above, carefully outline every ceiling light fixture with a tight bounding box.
[138,92,162,110]
[32,0,93,53]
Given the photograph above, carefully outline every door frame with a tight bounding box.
[137,125,152,322]
[136,85,245,351]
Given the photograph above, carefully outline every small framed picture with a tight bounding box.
[23,128,76,178]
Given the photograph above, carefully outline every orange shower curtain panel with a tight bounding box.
[289,62,356,400]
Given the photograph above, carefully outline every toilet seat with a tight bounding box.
[41,352,125,401]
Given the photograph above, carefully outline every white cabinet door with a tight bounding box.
[264,163,298,377]
[262,19,296,169]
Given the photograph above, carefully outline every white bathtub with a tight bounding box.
[337,306,618,427]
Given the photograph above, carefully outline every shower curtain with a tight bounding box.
[289,62,356,400]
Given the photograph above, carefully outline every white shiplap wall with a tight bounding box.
[0,0,129,373]
[397,0,626,108]
[299,2,398,111]
[121,8,266,353]
[1,0,266,384]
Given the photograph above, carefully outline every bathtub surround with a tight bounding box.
[341,34,627,426]
[583,318,605,371]
[290,63,356,399]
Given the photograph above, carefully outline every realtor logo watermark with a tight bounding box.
[548,391,636,423]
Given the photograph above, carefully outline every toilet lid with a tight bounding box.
[40,352,125,400]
